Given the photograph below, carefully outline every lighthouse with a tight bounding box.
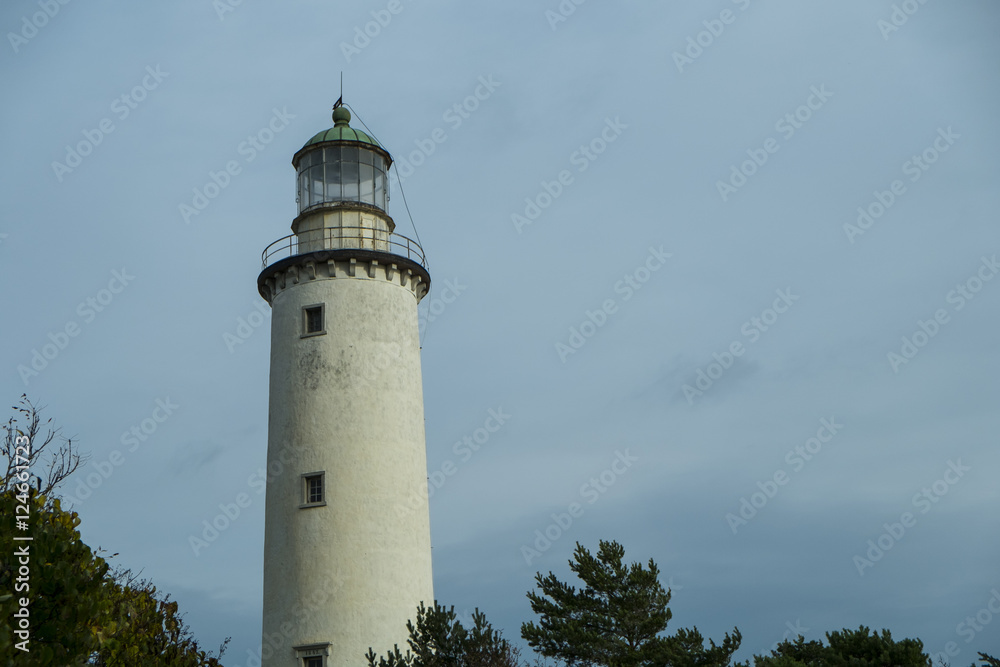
[257,103,434,667]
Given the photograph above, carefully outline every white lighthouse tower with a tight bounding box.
[257,103,434,667]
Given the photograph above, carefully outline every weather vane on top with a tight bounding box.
[333,72,344,109]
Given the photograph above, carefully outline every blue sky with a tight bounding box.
[2,1,999,665]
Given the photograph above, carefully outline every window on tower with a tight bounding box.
[301,472,326,508]
[294,643,331,666]
[307,475,323,503]
[302,304,325,337]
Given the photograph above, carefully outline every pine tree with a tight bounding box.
[752,626,929,666]
[521,540,744,667]
[366,603,520,667]
[974,653,1000,667]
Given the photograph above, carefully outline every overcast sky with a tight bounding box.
[2,1,999,665]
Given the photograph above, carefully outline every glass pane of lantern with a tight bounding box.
[342,160,359,201]
[310,166,325,205]
[359,149,373,166]
[325,160,341,200]
[360,163,374,204]
[374,170,385,209]
[324,146,339,166]
[298,171,308,211]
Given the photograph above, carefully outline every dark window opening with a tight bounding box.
[306,474,323,504]
[304,305,324,335]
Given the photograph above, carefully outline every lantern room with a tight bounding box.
[292,106,392,214]
[260,103,427,278]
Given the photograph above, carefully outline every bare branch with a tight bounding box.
[1,395,87,504]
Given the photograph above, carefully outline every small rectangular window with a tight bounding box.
[307,475,323,503]
[294,642,331,666]
[301,472,326,508]
[302,304,325,337]
[306,307,322,332]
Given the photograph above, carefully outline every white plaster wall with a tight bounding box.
[261,269,434,667]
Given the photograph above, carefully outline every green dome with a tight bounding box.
[301,106,382,149]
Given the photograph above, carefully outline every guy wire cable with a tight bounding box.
[346,103,434,348]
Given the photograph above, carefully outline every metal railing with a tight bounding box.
[262,226,426,269]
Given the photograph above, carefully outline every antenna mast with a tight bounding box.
[333,73,344,109]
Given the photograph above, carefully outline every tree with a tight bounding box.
[1,399,228,665]
[366,602,521,667]
[1,395,85,504]
[521,540,744,667]
[0,491,111,666]
[752,627,930,666]
[88,570,229,666]
[0,489,228,666]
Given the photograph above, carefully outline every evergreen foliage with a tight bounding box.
[366,603,520,667]
[521,540,744,667]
